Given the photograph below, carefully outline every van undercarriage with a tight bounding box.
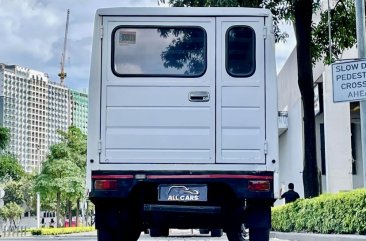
[90,170,274,241]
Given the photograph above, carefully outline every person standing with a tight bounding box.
[280,183,300,204]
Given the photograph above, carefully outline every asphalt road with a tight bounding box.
[0,230,289,241]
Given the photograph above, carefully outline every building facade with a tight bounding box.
[277,45,363,204]
[69,89,88,135]
[0,63,88,172]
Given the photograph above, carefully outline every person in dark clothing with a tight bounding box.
[281,183,300,204]
[49,218,55,228]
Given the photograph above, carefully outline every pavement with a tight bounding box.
[56,230,97,237]
[271,231,366,241]
[42,230,366,241]
[2,230,366,240]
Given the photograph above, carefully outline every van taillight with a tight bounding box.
[95,180,118,190]
[248,180,270,191]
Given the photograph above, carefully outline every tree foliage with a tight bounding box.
[35,158,84,201]
[312,0,356,64]
[34,126,86,227]
[158,28,206,74]
[0,154,25,182]
[0,127,10,151]
[3,175,36,212]
[160,0,289,42]
[0,202,23,228]
[57,126,87,171]
[3,181,24,205]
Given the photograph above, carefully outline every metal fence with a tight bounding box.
[1,226,28,238]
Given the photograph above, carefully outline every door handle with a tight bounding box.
[189,91,210,102]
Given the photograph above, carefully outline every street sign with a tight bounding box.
[332,59,366,102]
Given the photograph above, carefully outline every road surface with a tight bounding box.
[0,230,289,241]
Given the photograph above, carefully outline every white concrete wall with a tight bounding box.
[323,66,353,192]
[277,42,362,198]
[277,49,301,112]
[276,49,305,205]
[276,100,305,205]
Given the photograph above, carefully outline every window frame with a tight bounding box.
[225,25,256,78]
[111,25,208,78]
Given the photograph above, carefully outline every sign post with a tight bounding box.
[355,0,366,187]
[332,0,366,186]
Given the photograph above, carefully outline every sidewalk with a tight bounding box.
[271,231,366,241]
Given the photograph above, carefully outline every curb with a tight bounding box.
[56,230,97,237]
[271,231,366,241]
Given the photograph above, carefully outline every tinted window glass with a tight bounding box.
[226,26,255,77]
[113,27,206,77]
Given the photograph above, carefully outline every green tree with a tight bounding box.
[0,127,10,151]
[0,154,25,182]
[35,157,84,227]
[0,202,23,229]
[35,126,86,227]
[3,175,36,213]
[312,0,356,64]
[3,181,24,205]
[56,126,87,226]
[57,126,87,171]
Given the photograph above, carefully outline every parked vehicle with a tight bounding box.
[87,7,279,241]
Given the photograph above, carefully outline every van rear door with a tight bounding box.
[100,16,267,165]
[216,17,266,164]
[101,17,216,164]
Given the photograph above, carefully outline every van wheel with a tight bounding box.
[199,229,210,234]
[211,229,223,237]
[249,228,269,241]
[97,227,141,241]
[97,228,117,241]
[149,228,169,237]
[226,224,248,241]
[226,229,245,241]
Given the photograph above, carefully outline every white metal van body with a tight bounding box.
[87,7,278,241]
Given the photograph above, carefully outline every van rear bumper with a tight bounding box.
[144,204,221,214]
[89,170,274,201]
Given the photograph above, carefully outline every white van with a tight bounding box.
[87,7,279,241]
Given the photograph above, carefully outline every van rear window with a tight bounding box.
[112,27,207,77]
[226,26,256,77]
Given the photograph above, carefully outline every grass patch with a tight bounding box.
[272,189,366,234]
[31,226,95,235]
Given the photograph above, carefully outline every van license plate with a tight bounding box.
[158,184,207,202]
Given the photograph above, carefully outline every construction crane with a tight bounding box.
[58,9,70,86]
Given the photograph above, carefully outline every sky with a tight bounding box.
[0,0,295,92]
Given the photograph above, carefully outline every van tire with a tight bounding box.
[211,229,223,237]
[97,227,141,241]
[199,229,210,234]
[226,228,245,241]
[249,228,269,241]
[149,228,169,237]
[97,228,116,241]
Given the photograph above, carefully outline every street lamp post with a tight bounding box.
[36,144,41,229]
[355,0,366,187]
